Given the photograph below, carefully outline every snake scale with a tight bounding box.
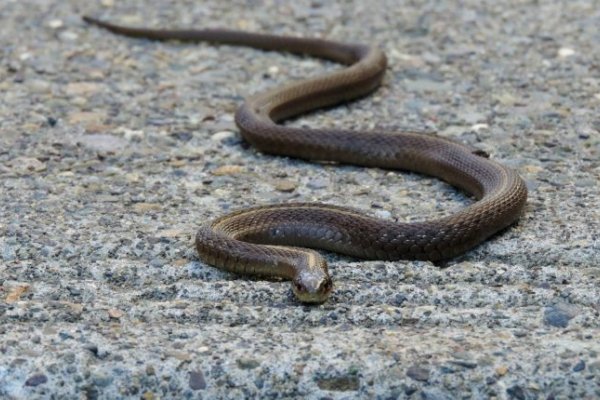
[84,16,527,303]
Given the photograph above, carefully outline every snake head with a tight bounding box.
[292,273,333,304]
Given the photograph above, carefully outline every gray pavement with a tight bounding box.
[1,0,598,398]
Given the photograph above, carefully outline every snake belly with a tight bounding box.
[83,16,528,304]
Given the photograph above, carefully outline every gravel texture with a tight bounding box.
[1,0,599,398]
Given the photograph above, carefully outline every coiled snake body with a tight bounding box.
[84,16,527,303]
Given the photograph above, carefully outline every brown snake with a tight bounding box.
[84,16,528,303]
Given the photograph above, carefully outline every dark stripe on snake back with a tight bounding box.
[83,16,528,304]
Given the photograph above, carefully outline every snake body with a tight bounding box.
[84,16,527,303]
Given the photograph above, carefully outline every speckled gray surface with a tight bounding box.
[1,0,599,399]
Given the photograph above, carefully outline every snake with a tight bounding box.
[83,16,528,304]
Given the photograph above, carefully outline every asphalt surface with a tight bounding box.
[1,1,599,398]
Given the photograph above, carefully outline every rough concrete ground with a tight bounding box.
[1,0,599,398]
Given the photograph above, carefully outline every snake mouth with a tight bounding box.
[292,276,333,304]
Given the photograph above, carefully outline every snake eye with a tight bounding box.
[320,278,333,292]
[294,281,304,292]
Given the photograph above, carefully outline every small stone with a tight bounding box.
[189,370,206,390]
[404,78,451,92]
[25,374,48,387]
[237,358,260,369]
[104,166,124,176]
[544,304,578,328]
[575,178,595,188]
[471,123,489,131]
[141,392,154,400]
[459,111,486,124]
[86,69,106,79]
[165,351,192,361]
[66,302,84,315]
[404,385,418,395]
[211,130,237,142]
[506,385,528,400]
[47,19,63,29]
[374,210,392,219]
[212,165,244,176]
[173,259,188,267]
[91,372,112,387]
[389,49,425,66]
[58,30,79,41]
[274,180,297,192]
[171,131,193,142]
[557,47,575,58]
[67,111,107,125]
[406,365,429,382]
[441,125,467,137]
[5,284,30,303]
[316,376,360,391]
[27,79,52,93]
[78,134,127,153]
[493,92,518,106]
[393,294,407,306]
[70,96,88,107]
[307,177,329,189]
[572,360,585,372]
[115,127,145,142]
[65,82,102,96]
[412,305,435,318]
[133,203,162,213]
[126,173,141,183]
[101,0,114,6]
[8,157,46,174]
[422,388,453,400]
[588,361,600,372]
[107,309,123,319]
[523,165,543,174]
[495,365,508,376]
[149,258,165,268]
[156,229,187,238]
[449,360,477,369]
